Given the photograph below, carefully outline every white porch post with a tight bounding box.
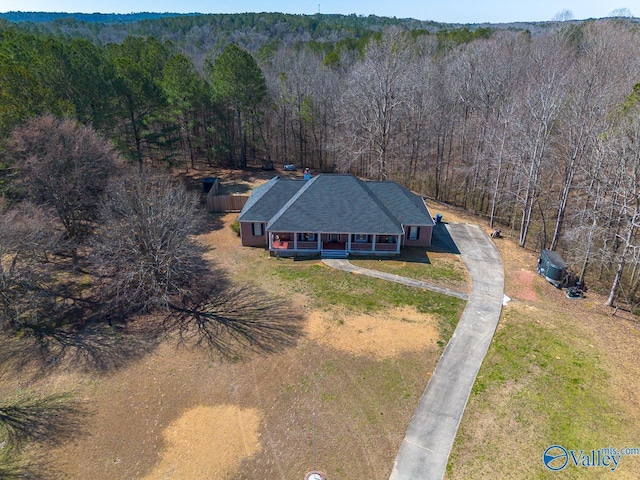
[317,233,322,252]
[396,234,401,254]
[293,232,298,251]
[371,234,376,253]
[347,234,352,253]
[268,231,273,250]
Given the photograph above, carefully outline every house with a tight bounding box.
[237,174,435,258]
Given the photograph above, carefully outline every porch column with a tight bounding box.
[268,232,273,250]
[396,234,401,254]
[347,234,352,253]
[372,234,376,253]
[293,232,298,251]
[317,234,321,251]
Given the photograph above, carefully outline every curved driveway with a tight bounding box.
[389,222,504,480]
[325,222,504,480]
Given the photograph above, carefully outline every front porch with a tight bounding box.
[269,232,401,257]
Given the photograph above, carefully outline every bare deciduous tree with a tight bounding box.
[5,116,117,264]
[513,32,570,247]
[0,203,59,330]
[91,170,205,318]
[336,28,413,179]
[602,106,640,306]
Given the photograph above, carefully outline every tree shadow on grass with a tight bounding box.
[0,391,91,479]
[165,283,305,359]
[0,321,159,375]
[0,449,53,480]
[192,211,228,235]
[0,392,90,447]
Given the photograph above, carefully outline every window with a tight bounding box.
[252,222,263,236]
[353,234,369,243]
[408,226,419,241]
[380,235,396,244]
[298,232,316,241]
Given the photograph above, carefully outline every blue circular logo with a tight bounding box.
[543,445,569,471]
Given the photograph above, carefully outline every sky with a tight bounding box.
[0,0,637,24]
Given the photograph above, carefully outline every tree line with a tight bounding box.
[1,17,639,308]
[326,21,640,308]
[1,13,640,474]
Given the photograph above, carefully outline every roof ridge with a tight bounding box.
[266,174,320,229]
[357,177,404,230]
[238,176,281,220]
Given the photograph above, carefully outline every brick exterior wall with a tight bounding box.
[403,225,432,247]
[240,222,268,246]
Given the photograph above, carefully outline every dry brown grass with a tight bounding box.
[11,170,450,479]
[5,172,639,479]
[306,306,438,359]
[142,405,262,480]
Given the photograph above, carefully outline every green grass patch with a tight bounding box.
[448,308,635,478]
[229,220,241,236]
[349,248,466,285]
[472,321,617,441]
[272,261,465,344]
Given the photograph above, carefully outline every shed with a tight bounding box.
[537,249,568,287]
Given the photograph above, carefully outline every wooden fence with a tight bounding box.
[206,193,249,213]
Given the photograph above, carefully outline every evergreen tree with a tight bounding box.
[207,43,267,169]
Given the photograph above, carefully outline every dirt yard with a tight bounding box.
[5,173,640,479]
[21,169,447,479]
[306,306,438,359]
[142,405,263,480]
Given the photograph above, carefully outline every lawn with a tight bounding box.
[271,259,465,344]
[442,206,640,479]
[349,247,470,293]
[3,184,639,479]
[1,203,466,480]
[447,303,640,478]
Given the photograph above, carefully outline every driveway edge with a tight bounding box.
[389,223,504,480]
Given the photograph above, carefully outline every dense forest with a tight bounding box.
[1,11,640,328]
[0,11,187,23]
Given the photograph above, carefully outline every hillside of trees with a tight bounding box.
[0,11,188,23]
[1,13,640,317]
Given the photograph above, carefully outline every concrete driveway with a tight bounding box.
[388,222,504,480]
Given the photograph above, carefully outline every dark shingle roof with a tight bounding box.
[240,174,433,233]
[238,177,305,222]
[268,174,402,234]
[366,181,435,227]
